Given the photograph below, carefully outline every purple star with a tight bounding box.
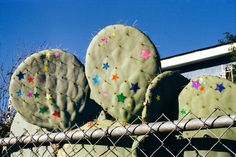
[215,83,225,92]
[27,93,33,98]
[192,80,201,89]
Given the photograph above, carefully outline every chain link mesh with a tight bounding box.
[0,108,236,157]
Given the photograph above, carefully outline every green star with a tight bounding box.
[40,54,46,60]
[117,93,126,103]
[34,92,40,98]
[180,107,188,116]
[39,106,48,113]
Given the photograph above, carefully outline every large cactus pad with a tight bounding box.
[178,75,236,157]
[9,49,89,130]
[85,24,161,123]
[179,75,236,119]
[143,71,189,122]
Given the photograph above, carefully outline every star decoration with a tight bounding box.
[111,32,116,37]
[127,103,131,108]
[102,92,109,97]
[16,71,25,80]
[180,107,188,116]
[101,37,108,43]
[54,52,61,58]
[111,74,119,81]
[27,76,34,83]
[192,80,201,89]
[92,75,100,85]
[117,93,126,103]
[39,106,48,113]
[46,52,51,59]
[156,95,161,101]
[130,83,140,93]
[34,92,40,98]
[199,77,204,83]
[43,65,49,72]
[87,121,95,127]
[46,93,52,100]
[53,111,60,118]
[39,74,46,83]
[40,54,46,60]
[27,93,33,98]
[16,90,23,96]
[215,83,225,92]
[140,49,151,60]
[199,85,205,92]
[103,63,109,70]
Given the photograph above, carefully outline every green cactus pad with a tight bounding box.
[58,119,133,157]
[9,49,89,130]
[178,75,236,157]
[85,24,161,123]
[143,71,189,122]
[10,113,53,156]
[178,75,236,119]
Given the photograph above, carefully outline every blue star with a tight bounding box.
[130,83,140,93]
[215,83,225,92]
[16,90,23,96]
[103,63,109,70]
[92,75,100,85]
[16,71,25,80]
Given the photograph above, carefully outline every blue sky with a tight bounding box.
[0,0,236,69]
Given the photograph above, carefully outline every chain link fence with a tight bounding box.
[0,107,236,157]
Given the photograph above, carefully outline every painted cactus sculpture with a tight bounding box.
[143,71,189,122]
[85,24,161,123]
[178,75,236,156]
[9,49,89,130]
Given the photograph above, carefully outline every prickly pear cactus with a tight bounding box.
[10,113,53,156]
[57,111,133,157]
[178,75,236,157]
[85,24,161,123]
[9,49,89,130]
[143,71,189,122]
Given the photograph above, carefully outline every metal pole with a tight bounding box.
[0,114,235,146]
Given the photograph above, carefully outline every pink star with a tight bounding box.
[140,49,151,60]
[27,93,33,98]
[54,52,61,58]
[101,37,108,43]
[102,92,109,97]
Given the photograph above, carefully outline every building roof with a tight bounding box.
[161,42,236,71]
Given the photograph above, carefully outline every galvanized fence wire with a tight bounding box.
[0,108,236,157]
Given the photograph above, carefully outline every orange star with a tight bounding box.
[199,85,205,92]
[111,74,119,81]
[27,76,34,83]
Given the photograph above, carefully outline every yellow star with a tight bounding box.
[43,65,49,72]
[111,32,116,37]
[156,95,161,101]
[127,103,131,108]
[46,52,51,59]
[46,93,52,100]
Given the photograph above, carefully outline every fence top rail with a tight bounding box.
[0,114,235,146]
